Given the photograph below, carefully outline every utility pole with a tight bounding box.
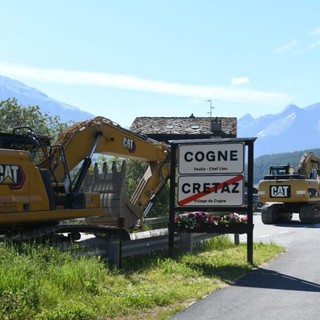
[205,99,214,118]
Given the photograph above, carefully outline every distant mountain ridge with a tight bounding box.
[238,103,320,157]
[0,75,94,123]
[1,74,319,158]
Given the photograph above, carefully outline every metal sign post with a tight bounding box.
[168,137,256,264]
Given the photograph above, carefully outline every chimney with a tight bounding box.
[210,118,224,137]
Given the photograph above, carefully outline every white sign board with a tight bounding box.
[177,175,244,207]
[178,143,244,175]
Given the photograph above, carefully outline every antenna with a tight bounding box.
[205,99,214,118]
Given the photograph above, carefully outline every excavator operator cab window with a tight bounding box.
[0,131,51,166]
[309,168,318,179]
[270,165,290,176]
[308,188,319,197]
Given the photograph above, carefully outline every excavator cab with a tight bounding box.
[0,129,50,164]
[0,129,101,221]
[269,165,290,176]
[264,165,300,180]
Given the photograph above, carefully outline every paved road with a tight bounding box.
[170,213,320,320]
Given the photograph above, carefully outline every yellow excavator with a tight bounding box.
[258,152,320,224]
[0,116,170,240]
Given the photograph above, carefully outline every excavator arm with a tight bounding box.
[47,116,170,227]
[50,117,168,179]
[297,152,320,178]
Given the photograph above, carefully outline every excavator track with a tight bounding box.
[261,205,278,224]
[299,203,320,224]
[4,224,130,243]
[261,204,293,224]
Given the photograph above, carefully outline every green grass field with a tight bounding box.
[0,236,283,320]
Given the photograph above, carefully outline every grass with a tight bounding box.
[0,236,284,320]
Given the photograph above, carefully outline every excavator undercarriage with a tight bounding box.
[261,202,320,225]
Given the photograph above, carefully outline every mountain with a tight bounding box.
[238,103,320,158]
[1,74,319,158]
[0,75,94,123]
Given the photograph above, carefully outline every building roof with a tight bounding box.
[130,116,237,141]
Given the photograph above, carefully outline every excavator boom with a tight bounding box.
[50,116,168,182]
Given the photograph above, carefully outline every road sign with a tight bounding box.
[178,143,244,175]
[177,175,244,207]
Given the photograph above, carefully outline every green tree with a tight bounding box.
[148,182,169,218]
[125,159,148,196]
[126,159,169,217]
[0,98,67,140]
[90,155,122,173]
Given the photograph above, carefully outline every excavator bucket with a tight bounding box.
[83,161,143,228]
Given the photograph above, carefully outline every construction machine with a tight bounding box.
[0,116,170,241]
[258,152,320,224]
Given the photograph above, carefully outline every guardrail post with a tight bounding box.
[180,233,193,252]
[106,241,121,268]
[234,233,240,245]
[117,217,125,269]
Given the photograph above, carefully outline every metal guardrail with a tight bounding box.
[123,234,176,257]
[107,229,227,268]
[77,217,241,268]
[126,230,220,256]
[143,216,168,226]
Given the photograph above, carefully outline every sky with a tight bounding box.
[0,1,320,127]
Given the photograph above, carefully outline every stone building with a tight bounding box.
[130,115,237,142]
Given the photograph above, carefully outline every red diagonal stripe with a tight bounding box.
[178,175,243,206]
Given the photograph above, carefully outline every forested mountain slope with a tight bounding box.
[254,148,320,184]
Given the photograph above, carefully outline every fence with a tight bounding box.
[74,217,241,268]
[104,217,241,268]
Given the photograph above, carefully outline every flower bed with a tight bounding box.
[174,212,252,234]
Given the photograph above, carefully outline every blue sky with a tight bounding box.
[0,1,319,127]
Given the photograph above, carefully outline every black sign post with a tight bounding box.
[168,137,256,264]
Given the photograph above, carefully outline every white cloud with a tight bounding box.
[274,39,297,54]
[310,40,320,49]
[310,28,320,36]
[231,77,250,85]
[275,29,320,53]
[0,62,292,106]
[309,28,320,49]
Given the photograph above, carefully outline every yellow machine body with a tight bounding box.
[258,152,320,224]
[0,116,170,236]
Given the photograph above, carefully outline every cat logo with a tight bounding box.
[270,185,291,198]
[123,137,136,153]
[0,164,26,190]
